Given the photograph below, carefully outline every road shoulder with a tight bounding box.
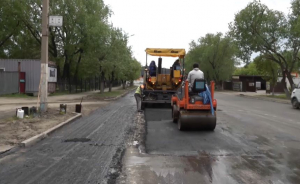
[217,91,290,105]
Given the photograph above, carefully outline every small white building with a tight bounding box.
[277,72,300,90]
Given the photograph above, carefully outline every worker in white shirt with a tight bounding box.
[187,63,204,90]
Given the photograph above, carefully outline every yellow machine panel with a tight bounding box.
[173,70,180,78]
[157,74,171,86]
[162,85,167,91]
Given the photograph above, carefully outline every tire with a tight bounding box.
[177,115,185,131]
[292,98,299,109]
[172,105,178,123]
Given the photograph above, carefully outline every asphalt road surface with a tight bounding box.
[0,93,136,184]
[1,92,300,184]
[122,92,300,184]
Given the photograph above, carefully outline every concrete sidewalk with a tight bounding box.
[0,86,123,119]
[0,86,122,105]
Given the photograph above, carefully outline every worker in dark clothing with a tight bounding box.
[172,59,181,70]
[134,84,144,112]
[149,60,157,76]
[171,59,181,78]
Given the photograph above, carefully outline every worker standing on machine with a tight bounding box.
[187,63,204,90]
[172,59,181,69]
[149,61,157,76]
[171,59,181,78]
[134,84,144,112]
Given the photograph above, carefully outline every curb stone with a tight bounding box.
[18,113,82,148]
[239,94,290,105]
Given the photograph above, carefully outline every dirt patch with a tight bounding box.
[0,102,108,151]
[131,112,147,153]
[0,108,73,148]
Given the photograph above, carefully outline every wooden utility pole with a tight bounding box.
[40,0,49,112]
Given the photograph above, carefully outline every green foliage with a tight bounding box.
[186,33,236,83]
[233,62,260,76]
[265,94,288,99]
[253,56,279,86]
[0,93,33,98]
[0,0,23,48]
[229,0,300,89]
[0,0,140,89]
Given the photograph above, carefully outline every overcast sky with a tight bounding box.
[104,0,291,68]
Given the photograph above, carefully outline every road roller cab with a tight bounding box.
[171,79,217,131]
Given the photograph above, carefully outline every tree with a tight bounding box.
[186,33,237,87]
[229,0,300,97]
[0,0,23,48]
[0,0,141,93]
[233,62,259,76]
[253,56,279,95]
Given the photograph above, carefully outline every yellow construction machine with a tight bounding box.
[141,48,185,109]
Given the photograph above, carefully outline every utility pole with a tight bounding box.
[40,0,49,112]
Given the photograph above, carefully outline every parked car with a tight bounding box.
[291,82,300,109]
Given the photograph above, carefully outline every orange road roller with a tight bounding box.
[171,79,217,131]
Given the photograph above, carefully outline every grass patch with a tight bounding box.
[0,93,33,98]
[49,91,72,96]
[93,86,136,99]
[50,90,87,96]
[4,114,34,122]
[95,90,124,98]
[5,116,19,122]
[118,86,137,91]
[262,94,288,100]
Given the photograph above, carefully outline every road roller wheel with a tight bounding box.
[172,105,178,123]
[177,114,185,131]
[207,119,216,131]
[292,98,299,109]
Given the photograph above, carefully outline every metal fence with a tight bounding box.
[56,77,122,93]
[0,72,19,95]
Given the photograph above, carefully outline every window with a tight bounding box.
[195,81,205,90]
